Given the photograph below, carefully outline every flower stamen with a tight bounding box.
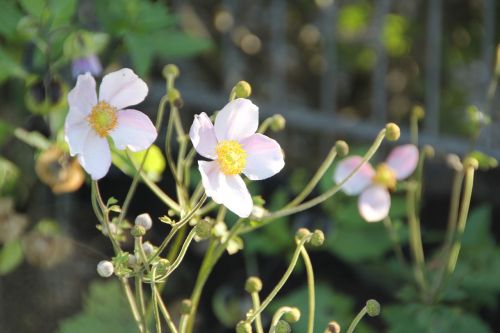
[372,163,397,190]
[216,140,247,175]
[87,101,118,137]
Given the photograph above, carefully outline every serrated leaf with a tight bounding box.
[0,240,23,275]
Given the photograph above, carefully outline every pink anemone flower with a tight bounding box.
[64,69,157,180]
[189,98,285,217]
[333,144,419,222]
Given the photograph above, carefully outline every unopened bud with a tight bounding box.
[163,64,180,79]
[446,154,463,171]
[168,88,183,108]
[135,213,153,230]
[311,229,325,246]
[97,260,114,277]
[156,258,170,275]
[128,253,138,267]
[385,123,400,141]
[335,140,349,157]
[275,320,291,333]
[271,114,286,131]
[325,321,341,333]
[283,307,301,323]
[195,218,213,240]
[233,81,252,98]
[131,225,146,237]
[142,242,154,256]
[180,299,192,314]
[236,320,252,333]
[423,145,435,159]
[412,105,425,120]
[245,276,263,293]
[366,299,381,317]
[295,228,311,241]
[464,157,479,170]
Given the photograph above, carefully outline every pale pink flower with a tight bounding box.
[189,98,285,217]
[64,68,157,180]
[333,144,419,222]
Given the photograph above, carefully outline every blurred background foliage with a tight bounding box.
[1,0,500,333]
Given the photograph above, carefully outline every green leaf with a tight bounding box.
[49,0,77,28]
[155,31,212,58]
[0,48,27,83]
[0,240,23,275]
[124,33,155,77]
[19,0,48,18]
[57,281,139,333]
[0,1,23,39]
[0,157,20,195]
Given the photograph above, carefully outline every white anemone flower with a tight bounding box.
[189,98,285,217]
[333,144,419,222]
[64,68,157,180]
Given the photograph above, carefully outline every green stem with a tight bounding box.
[346,307,368,333]
[121,278,147,333]
[150,266,162,333]
[382,217,406,267]
[135,273,148,333]
[250,292,264,333]
[300,247,315,333]
[257,116,274,134]
[155,289,179,333]
[269,307,294,333]
[92,181,121,254]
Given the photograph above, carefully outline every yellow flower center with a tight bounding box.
[372,163,397,190]
[87,101,118,137]
[216,140,247,175]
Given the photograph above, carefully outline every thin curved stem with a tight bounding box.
[346,307,368,333]
[300,247,315,333]
[250,292,264,333]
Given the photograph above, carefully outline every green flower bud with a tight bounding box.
[385,123,400,141]
[423,145,435,159]
[245,276,263,293]
[335,140,349,157]
[155,258,171,275]
[168,88,184,108]
[97,260,114,278]
[295,228,311,242]
[366,299,381,317]
[236,320,252,333]
[275,320,291,333]
[446,154,463,171]
[135,213,153,230]
[195,218,213,240]
[412,105,425,120]
[464,157,479,170]
[270,114,286,131]
[180,299,192,315]
[283,307,301,323]
[325,321,341,333]
[163,64,180,79]
[310,229,325,247]
[233,81,252,98]
[131,225,146,238]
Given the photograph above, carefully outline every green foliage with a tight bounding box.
[0,157,20,195]
[0,240,24,275]
[57,281,139,333]
[382,15,410,56]
[112,144,166,182]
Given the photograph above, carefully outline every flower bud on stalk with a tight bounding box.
[335,140,349,157]
[283,307,301,323]
[324,321,341,333]
[311,229,325,247]
[245,276,263,293]
[97,260,114,277]
[295,228,311,242]
[131,225,146,238]
[270,114,286,131]
[142,242,154,256]
[236,320,252,333]
[366,299,381,317]
[385,123,400,141]
[180,299,192,315]
[275,320,291,333]
[135,213,153,230]
[162,64,180,79]
[168,88,183,108]
[233,81,252,98]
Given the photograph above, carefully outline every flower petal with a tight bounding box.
[214,98,258,142]
[358,185,391,222]
[198,160,253,217]
[189,112,218,159]
[386,144,419,180]
[99,68,148,109]
[240,133,285,180]
[68,72,97,117]
[65,118,91,156]
[333,156,375,195]
[78,132,112,180]
[109,109,157,152]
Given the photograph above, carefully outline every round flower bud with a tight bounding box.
[195,218,213,240]
[245,276,263,293]
[385,123,400,141]
[335,140,349,157]
[311,229,325,247]
[271,114,286,131]
[155,258,171,275]
[162,64,180,79]
[295,228,311,242]
[412,105,425,120]
[464,157,479,170]
[283,307,301,323]
[236,320,252,333]
[233,81,252,98]
[131,225,146,238]
[180,299,192,315]
[275,320,291,333]
[446,154,463,171]
[365,299,380,317]
[423,145,435,159]
[168,88,184,108]
[97,260,114,278]
[325,321,341,333]
[135,213,153,230]
[128,253,138,267]
[142,242,154,256]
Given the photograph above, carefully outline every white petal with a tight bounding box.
[333,156,375,195]
[189,112,218,159]
[386,144,419,180]
[240,133,284,180]
[358,185,391,222]
[65,118,91,156]
[68,72,97,117]
[109,109,157,152]
[198,160,253,217]
[99,68,148,109]
[78,132,112,180]
[214,98,258,142]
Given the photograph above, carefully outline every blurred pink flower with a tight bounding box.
[333,144,419,222]
[64,69,157,180]
[189,98,285,217]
